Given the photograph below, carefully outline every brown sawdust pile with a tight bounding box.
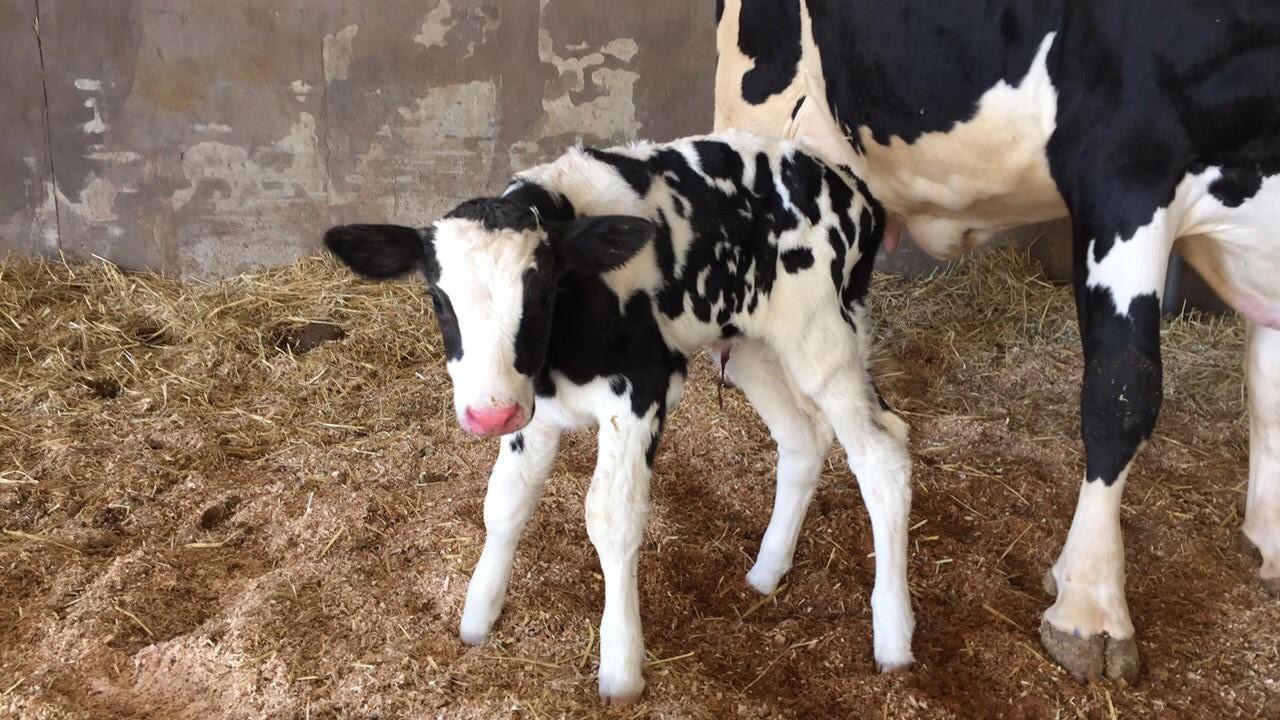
[1,248,1276,719]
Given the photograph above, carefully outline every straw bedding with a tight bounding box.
[1,248,1275,718]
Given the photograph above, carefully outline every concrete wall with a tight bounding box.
[1,1,717,277]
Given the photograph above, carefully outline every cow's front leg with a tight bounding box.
[1244,324,1280,596]
[1041,215,1173,683]
[587,402,663,705]
[460,418,562,645]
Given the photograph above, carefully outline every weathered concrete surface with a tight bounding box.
[0,1,57,259]
[1,0,717,277]
[0,0,1234,313]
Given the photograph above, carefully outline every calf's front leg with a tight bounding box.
[460,418,562,645]
[587,403,664,705]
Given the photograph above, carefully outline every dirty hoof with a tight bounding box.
[1039,619,1140,684]
[1042,569,1058,596]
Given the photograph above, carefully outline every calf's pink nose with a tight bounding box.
[464,404,523,436]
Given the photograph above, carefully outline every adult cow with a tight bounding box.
[714,0,1280,682]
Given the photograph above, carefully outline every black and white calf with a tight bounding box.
[324,131,912,703]
[716,0,1280,682]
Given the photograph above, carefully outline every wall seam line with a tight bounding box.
[32,0,62,255]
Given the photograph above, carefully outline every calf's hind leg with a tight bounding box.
[460,418,562,644]
[722,340,835,595]
[1245,324,1280,596]
[777,318,914,671]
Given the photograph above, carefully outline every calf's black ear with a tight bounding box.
[547,215,655,275]
[324,224,429,279]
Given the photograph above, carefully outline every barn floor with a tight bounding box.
[1,249,1276,719]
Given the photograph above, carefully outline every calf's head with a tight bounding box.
[324,197,654,437]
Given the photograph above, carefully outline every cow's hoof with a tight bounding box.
[598,675,644,707]
[1039,619,1140,684]
[1042,569,1058,596]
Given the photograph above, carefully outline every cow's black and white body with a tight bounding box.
[324,131,912,703]
[715,0,1280,681]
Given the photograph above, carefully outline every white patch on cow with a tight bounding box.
[728,3,1063,258]
[432,217,542,425]
[1176,170,1280,329]
[74,78,102,91]
[1245,325,1280,586]
[712,0,806,138]
[323,25,359,83]
[1085,219,1175,316]
[1044,469,1135,641]
[414,0,455,50]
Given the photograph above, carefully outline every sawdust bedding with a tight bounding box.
[1,249,1276,718]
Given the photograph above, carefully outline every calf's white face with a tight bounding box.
[324,197,653,438]
[431,216,545,436]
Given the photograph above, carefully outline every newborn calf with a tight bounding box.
[324,130,913,703]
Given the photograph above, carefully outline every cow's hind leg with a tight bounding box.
[1244,324,1280,596]
[777,314,914,671]
[460,418,562,644]
[1041,206,1175,683]
[723,340,835,595]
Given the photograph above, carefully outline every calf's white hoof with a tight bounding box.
[1039,619,1140,684]
[876,653,914,674]
[598,673,645,707]
[745,563,785,596]
[458,612,496,646]
[873,637,914,674]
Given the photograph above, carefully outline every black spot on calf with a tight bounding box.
[780,247,815,273]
